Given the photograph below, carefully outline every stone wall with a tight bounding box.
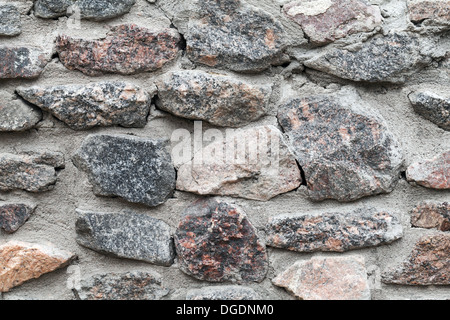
[0,0,449,300]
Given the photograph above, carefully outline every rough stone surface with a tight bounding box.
[0,47,48,79]
[382,234,450,285]
[56,24,180,76]
[186,285,260,300]
[33,0,74,19]
[175,198,269,283]
[186,0,286,73]
[17,82,152,130]
[75,210,175,266]
[176,125,302,201]
[408,0,450,27]
[0,241,75,293]
[0,203,36,233]
[411,201,450,231]
[273,256,371,300]
[0,152,64,192]
[73,134,175,207]
[266,208,403,252]
[156,70,271,127]
[0,93,42,132]
[408,91,450,131]
[283,0,382,45]
[278,90,404,202]
[74,271,170,300]
[304,33,432,83]
[406,151,450,189]
[0,3,21,36]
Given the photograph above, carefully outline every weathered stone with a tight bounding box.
[382,234,450,285]
[76,210,175,266]
[75,271,170,300]
[0,203,36,233]
[266,208,403,252]
[0,152,64,192]
[0,92,42,132]
[56,24,180,76]
[156,70,271,127]
[175,198,268,283]
[408,91,450,131]
[0,4,21,36]
[186,285,260,300]
[176,125,302,201]
[0,47,48,79]
[17,82,152,130]
[0,241,75,293]
[73,134,175,207]
[304,33,432,83]
[186,0,286,73]
[411,201,450,231]
[283,0,382,45]
[277,90,404,202]
[34,0,74,18]
[406,151,450,189]
[273,256,371,300]
[408,0,450,27]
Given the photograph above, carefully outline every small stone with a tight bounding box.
[382,234,450,285]
[186,286,260,300]
[273,256,371,300]
[277,90,404,202]
[75,271,170,300]
[0,241,75,293]
[0,203,36,233]
[408,91,450,131]
[17,82,152,130]
[304,33,431,83]
[175,198,269,283]
[283,0,382,45]
[267,208,403,252]
[0,47,48,79]
[0,152,64,192]
[408,0,450,27]
[156,70,271,127]
[176,125,302,201]
[0,4,21,36]
[411,201,450,231]
[73,134,175,207]
[56,24,180,76]
[76,210,175,266]
[406,151,450,189]
[0,92,42,132]
[186,0,286,73]
[33,0,74,19]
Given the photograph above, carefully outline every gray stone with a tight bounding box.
[0,47,48,79]
[0,203,36,233]
[76,210,175,266]
[186,286,260,300]
[73,134,176,207]
[0,92,42,132]
[34,0,74,19]
[408,91,450,131]
[0,4,21,36]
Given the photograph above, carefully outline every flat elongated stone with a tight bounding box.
[34,0,74,18]
[186,286,260,300]
[76,210,175,266]
[408,0,450,27]
[0,203,36,233]
[0,152,64,192]
[267,208,403,252]
[17,82,152,130]
[56,24,180,76]
[186,0,286,73]
[406,151,450,189]
[283,0,382,45]
[382,234,450,285]
[0,241,75,293]
[0,47,48,79]
[278,91,404,202]
[0,4,21,36]
[175,198,269,283]
[411,201,450,231]
[304,33,431,83]
[176,125,302,201]
[273,256,371,300]
[408,91,450,131]
[0,93,42,132]
[156,70,271,127]
[73,134,175,207]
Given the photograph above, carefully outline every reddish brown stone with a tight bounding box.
[56,24,180,76]
[406,151,450,189]
[0,47,48,79]
[0,203,36,233]
[411,201,450,231]
[174,198,268,283]
[408,0,450,26]
[382,234,450,285]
